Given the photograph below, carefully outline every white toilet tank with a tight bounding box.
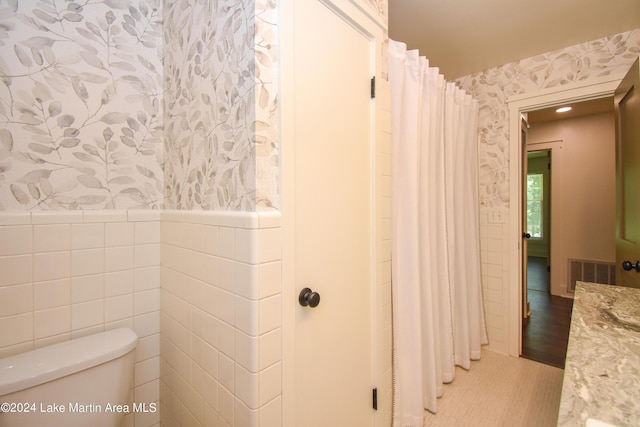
[0,328,137,427]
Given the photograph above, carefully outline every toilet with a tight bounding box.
[0,327,137,427]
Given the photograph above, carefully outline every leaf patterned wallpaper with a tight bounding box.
[456,29,640,208]
[0,0,389,212]
[0,0,164,210]
[7,1,633,213]
[0,0,281,211]
[163,0,279,211]
[161,0,385,211]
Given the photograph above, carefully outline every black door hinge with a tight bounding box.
[372,387,378,410]
[371,76,375,99]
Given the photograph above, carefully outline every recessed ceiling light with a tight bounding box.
[556,106,572,113]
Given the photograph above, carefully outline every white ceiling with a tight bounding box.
[388,0,640,79]
[527,96,613,125]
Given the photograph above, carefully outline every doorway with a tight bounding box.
[525,149,551,273]
[507,76,624,358]
[521,143,574,368]
[520,98,615,367]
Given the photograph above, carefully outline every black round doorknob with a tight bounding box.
[522,232,531,239]
[299,287,320,308]
[622,260,640,272]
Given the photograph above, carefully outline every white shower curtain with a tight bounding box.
[389,39,488,426]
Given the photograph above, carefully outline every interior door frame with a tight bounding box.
[506,76,622,357]
[614,58,640,288]
[525,148,552,261]
[279,0,390,425]
[521,118,531,323]
[525,145,555,292]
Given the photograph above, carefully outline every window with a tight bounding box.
[527,174,543,238]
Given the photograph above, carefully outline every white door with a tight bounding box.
[615,57,640,288]
[291,0,375,425]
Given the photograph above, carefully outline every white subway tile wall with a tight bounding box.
[159,211,282,427]
[479,208,509,353]
[0,210,161,427]
[0,206,391,426]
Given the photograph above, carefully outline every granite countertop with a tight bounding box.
[558,281,640,427]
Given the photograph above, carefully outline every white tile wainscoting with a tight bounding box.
[0,209,282,427]
[0,210,282,427]
[0,209,161,427]
[159,210,282,427]
[479,207,510,354]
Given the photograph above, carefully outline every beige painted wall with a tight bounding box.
[528,111,616,296]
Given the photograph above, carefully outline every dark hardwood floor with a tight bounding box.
[521,256,574,369]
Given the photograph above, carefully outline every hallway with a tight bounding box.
[522,257,574,368]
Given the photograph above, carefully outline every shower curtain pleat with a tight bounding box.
[390,44,425,427]
[389,40,488,426]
